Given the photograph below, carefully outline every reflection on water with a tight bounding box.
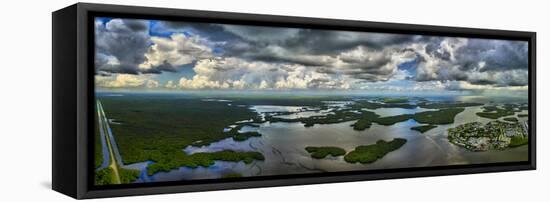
[130,95,529,182]
[274,109,334,119]
[369,107,436,117]
[135,161,262,182]
[249,105,308,113]
[183,137,255,155]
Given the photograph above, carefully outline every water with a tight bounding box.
[101,94,529,182]
[369,107,437,117]
[249,105,309,113]
[273,109,334,119]
[95,102,110,171]
[175,107,528,180]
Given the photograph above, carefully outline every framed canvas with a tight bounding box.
[52,3,536,199]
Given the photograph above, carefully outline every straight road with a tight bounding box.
[97,100,121,184]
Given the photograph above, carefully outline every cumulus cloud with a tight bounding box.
[95,74,159,88]
[94,18,529,91]
[164,80,177,89]
[444,80,528,91]
[467,69,528,86]
[336,46,416,81]
[139,33,213,72]
[176,57,355,90]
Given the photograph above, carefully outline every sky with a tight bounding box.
[94,17,529,94]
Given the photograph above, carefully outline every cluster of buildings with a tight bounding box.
[448,120,527,151]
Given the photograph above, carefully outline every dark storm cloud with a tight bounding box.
[220,26,423,65]
[455,39,528,72]
[95,19,150,74]
[143,22,430,82]
[96,71,112,77]
[339,53,392,67]
[280,30,419,54]
[95,19,216,75]
[124,20,148,31]
[413,38,528,87]
[159,21,241,42]
[140,61,178,74]
[162,21,224,33]
[425,43,451,61]
[214,25,426,82]
[341,46,418,82]
[250,53,335,67]
[94,53,109,72]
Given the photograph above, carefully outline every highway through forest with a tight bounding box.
[97,100,121,184]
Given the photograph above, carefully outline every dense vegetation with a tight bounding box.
[262,98,477,130]
[350,111,380,130]
[266,99,448,129]
[94,167,140,185]
[381,98,408,103]
[476,105,522,119]
[350,100,416,110]
[94,167,115,185]
[411,125,437,133]
[413,108,464,124]
[352,108,464,131]
[225,125,261,142]
[100,96,266,176]
[146,150,264,175]
[417,102,483,109]
[504,117,519,122]
[344,138,407,164]
[119,168,141,184]
[518,114,528,118]
[233,132,262,141]
[305,146,346,159]
[97,94,510,180]
[476,110,514,119]
[375,114,414,125]
[268,109,364,127]
[509,135,529,147]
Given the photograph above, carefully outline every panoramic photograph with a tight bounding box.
[93,17,529,185]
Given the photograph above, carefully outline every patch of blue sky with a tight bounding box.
[95,17,113,25]
[177,63,197,79]
[212,47,225,55]
[397,57,419,76]
[149,20,194,38]
[149,20,226,57]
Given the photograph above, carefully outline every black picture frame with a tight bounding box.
[52,2,536,199]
